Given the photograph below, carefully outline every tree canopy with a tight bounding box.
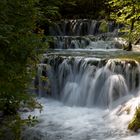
[0,0,43,139]
[109,0,140,50]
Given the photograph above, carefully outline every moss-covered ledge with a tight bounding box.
[115,54,140,63]
[128,107,140,132]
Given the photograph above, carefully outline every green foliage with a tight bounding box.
[116,53,140,62]
[0,0,42,113]
[59,0,110,19]
[36,0,112,35]
[128,107,140,132]
[0,0,45,139]
[99,20,108,33]
[0,114,39,140]
[109,0,140,44]
[59,0,77,17]
[21,97,43,112]
[37,0,110,22]
[37,0,62,27]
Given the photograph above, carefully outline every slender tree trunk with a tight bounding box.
[127,19,134,51]
[127,0,135,51]
[127,42,132,51]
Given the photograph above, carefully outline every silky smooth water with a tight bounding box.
[24,56,140,140]
[23,19,140,140]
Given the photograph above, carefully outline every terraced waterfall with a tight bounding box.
[23,20,140,140]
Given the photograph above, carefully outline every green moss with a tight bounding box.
[99,21,108,33]
[128,107,140,132]
[116,54,140,63]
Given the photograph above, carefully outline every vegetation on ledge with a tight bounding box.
[117,54,140,62]
[128,107,140,132]
[109,0,140,51]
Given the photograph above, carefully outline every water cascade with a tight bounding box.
[35,57,140,109]
[23,20,140,140]
[47,19,125,49]
[48,19,121,36]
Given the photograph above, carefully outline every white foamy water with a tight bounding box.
[22,95,140,140]
[27,19,140,140]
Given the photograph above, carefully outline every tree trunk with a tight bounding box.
[127,42,132,51]
[127,20,134,51]
[127,0,135,51]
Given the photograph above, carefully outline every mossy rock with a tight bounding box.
[99,21,108,33]
[128,107,140,132]
[117,54,140,63]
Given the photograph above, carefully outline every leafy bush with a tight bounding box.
[0,0,44,139]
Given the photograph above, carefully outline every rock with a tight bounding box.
[128,107,140,132]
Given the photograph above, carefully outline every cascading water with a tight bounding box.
[22,19,140,140]
[35,57,140,108]
[48,19,120,36]
[48,19,125,49]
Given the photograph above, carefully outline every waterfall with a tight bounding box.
[48,19,119,36]
[35,56,140,109]
[47,19,125,49]
[23,19,140,140]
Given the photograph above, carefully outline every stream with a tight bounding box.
[22,19,140,140]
